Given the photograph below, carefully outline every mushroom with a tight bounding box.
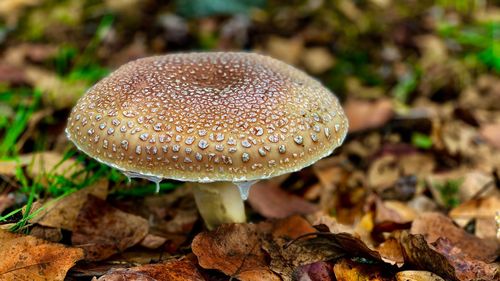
[66,52,348,229]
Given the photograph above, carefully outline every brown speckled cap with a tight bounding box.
[66,52,348,182]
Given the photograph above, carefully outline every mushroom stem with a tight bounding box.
[192,182,246,230]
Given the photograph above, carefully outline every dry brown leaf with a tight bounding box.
[368,154,400,191]
[71,195,149,261]
[31,179,108,230]
[440,121,478,157]
[0,229,83,281]
[407,195,439,214]
[411,212,498,262]
[449,195,500,227]
[480,123,500,149]
[264,36,304,65]
[0,0,43,26]
[192,222,280,281]
[382,200,417,222]
[30,225,63,242]
[193,216,335,281]
[0,63,27,85]
[96,259,205,281]
[24,66,87,110]
[433,237,499,281]
[140,234,167,249]
[374,198,414,224]
[292,262,334,281]
[0,154,35,176]
[344,98,393,133]
[0,194,15,214]
[396,270,445,281]
[26,151,85,185]
[376,237,404,266]
[248,181,318,219]
[333,258,392,281]
[475,217,498,240]
[264,216,341,280]
[399,232,457,281]
[301,47,335,74]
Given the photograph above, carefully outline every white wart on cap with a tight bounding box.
[66,52,348,182]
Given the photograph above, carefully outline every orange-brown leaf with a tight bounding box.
[0,229,83,281]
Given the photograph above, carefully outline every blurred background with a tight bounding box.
[0,0,499,250]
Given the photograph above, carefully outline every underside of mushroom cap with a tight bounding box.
[66,52,348,182]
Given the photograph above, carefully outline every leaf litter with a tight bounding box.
[0,0,500,280]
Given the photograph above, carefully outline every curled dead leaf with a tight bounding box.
[399,232,457,281]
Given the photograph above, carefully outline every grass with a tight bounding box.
[0,88,42,158]
[438,21,500,73]
[435,178,463,209]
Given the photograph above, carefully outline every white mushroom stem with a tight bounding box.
[192,182,246,230]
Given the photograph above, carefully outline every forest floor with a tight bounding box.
[0,1,499,280]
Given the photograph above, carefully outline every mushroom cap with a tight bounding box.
[66,52,348,182]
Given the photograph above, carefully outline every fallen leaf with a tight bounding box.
[411,212,498,262]
[374,198,415,224]
[192,222,280,281]
[0,229,83,281]
[264,36,304,65]
[449,195,500,228]
[399,232,457,281]
[26,151,85,185]
[301,47,335,74]
[457,171,495,202]
[439,121,478,157]
[480,123,500,149]
[0,0,43,26]
[140,234,167,249]
[0,193,15,214]
[31,179,108,230]
[333,258,392,281]
[432,237,499,281]
[368,154,400,191]
[475,217,498,240]
[71,195,149,261]
[293,261,334,281]
[264,216,341,280]
[376,237,404,266]
[396,270,445,281]
[24,66,88,110]
[0,63,27,85]
[346,77,385,99]
[344,98,393,133]
[0,154,35,176]
[381,200,417,222]
[30,225,63,242]
[96,259,205,281]
[407,195,438,214]
[248,181,318,219]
